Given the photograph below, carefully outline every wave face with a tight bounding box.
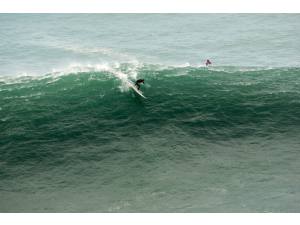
[1,66,300,142]
[1,65,300,212]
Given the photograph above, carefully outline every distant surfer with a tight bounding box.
[205,59,212,66]
[135,79,144,90]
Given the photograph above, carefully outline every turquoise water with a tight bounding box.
[1,14,300,212]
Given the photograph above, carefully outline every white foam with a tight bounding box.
[206,66,276,73]
[48,62,143,93]
[0,60,146,87]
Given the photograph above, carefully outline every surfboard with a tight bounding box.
[127,80,146,99]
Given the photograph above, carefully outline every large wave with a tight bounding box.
[1,64,300,147]
[1,63,300,213]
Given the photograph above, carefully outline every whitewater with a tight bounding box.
[0,14,300,212]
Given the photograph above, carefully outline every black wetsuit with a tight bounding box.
[135,79,144,90]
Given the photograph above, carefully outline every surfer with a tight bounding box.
[205,59,212,66]
[135,79,144,90]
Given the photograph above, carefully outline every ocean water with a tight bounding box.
[1,14,300,212]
